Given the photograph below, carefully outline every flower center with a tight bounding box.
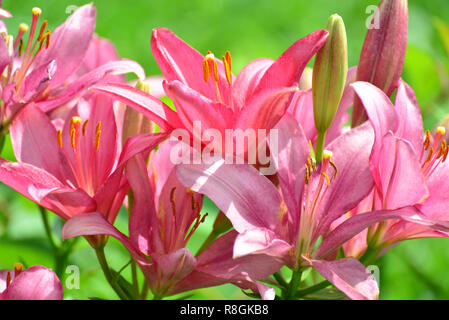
[56,116,103,196]
[297,150,337,256]
[202,50,233,109]
[1,8,52,93]
[420,127,448,178]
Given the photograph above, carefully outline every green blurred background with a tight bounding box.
[1,0,449,300]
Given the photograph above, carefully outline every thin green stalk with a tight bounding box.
[273,271,289,289]
[315,131,326,164]
[285,269,303,300]
[95,246,129,300]
[38,205,58,251]
[295,280,331,298]
[140,281,149,300]
[131,260,139,298]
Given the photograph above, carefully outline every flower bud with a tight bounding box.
[351,0,408,127]
[122,80,155,145]
[312,14,348,133]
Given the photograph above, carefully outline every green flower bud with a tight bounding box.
[312,14,348,133]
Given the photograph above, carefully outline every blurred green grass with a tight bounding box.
[2,0,449,299]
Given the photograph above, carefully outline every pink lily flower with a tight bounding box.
[177,114,449,299]
[0,4,144,131]
[89,27,329,153]
[62,141,283,299]
[0,95,167,221]
[0,264,63,300]
[337,81,449,259]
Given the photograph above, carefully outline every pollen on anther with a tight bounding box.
[56,129,63,148]
[14,263,23,276]
[32,7,42,16]
[19,23,29,33]
[437,126,446,136]
[323,150,333,160]
[82,119,89,136]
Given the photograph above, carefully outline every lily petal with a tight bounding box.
[307,258,379,300]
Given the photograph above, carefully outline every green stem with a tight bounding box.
[95,246,129,300]
[38,205,58,251]
[315,131,326,164]
[140,281,149,300]
[295,280,331,298]
[131,260,139,298]
[196,231,219,256]
[273,271,289,289]
[285,269,302,300]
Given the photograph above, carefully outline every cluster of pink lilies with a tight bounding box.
[1,0,448,300]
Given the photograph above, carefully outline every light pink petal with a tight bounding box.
[286,89,316,142]
[394,80,424,154]
[233,228,292,263]
[117,132,168,167]
[253,29,329,95]
[89,82,182,132]
[270,115,309,237]
[0,35,10,74]
[308,258,378,300]
[378,133,428,209]
[0,8,11,18]
[42,187,96,220]
[37,59,145,112]
[31,4,96,88]
[1,266,63,300]
[153,249,197,285]
[176,160,282,233]
[351,81,399,187]
[315,207,449,259]
[314,122,375,238]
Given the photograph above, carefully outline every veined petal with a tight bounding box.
[176,160,282,233]
[62,212,149,265]
[270,115,309,235]
[315,207,449,259]
[1,266,63,300]
[32,4,96,88]
[253,29,329,95]
[377,133,428,209]
[89,82,182,132]
[352,81,399,187]
[307,258,378,300]
[395,80,424,154]
[151,28,231,103]
[0,35,10,75]
[10,104,75,183]
[314,122,375,238]
[232,58,273,110]
[153,249,197,288]
[37,60,145,112]
[164,80,234,135]
[233,228,292,263]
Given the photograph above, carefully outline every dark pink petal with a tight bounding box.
[394,80,424,154]
[164,80,234,136]
[10,104,75,183]
[235,87,297,132]
[270,115,309,237]
[89,82,182,132]
[37,60,145,112]
[176,160,282,233]
[286,89,316,142]
[62,212,149,266]
[1,266,63,300]
[31,4,96,88]
[232,58,273,110]
[126,155,159,254]
[307,258,378,300]
[118,132,169,167]
[314,122,375,238]
[0,158,63,202]
[151,28,231,103]
[42,188,96,220]
[253,29,328,95]
[377,133,428,209]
